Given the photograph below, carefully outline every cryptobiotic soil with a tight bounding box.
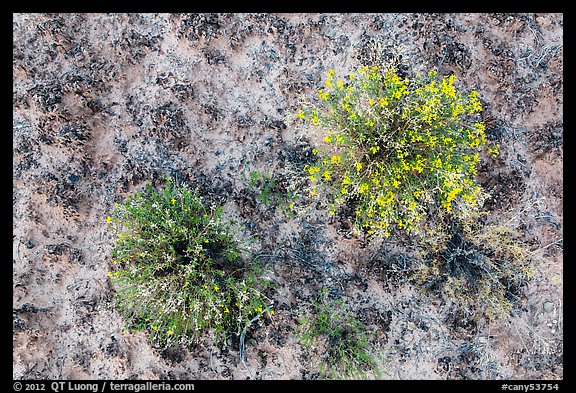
[13,13,562,380]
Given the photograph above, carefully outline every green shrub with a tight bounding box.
[244,169,297,215]
[106,176,273,348]
[294,65,499,239]
[247,170,277,206]
[298,289,380,379]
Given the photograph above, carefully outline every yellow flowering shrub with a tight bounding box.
[297,65,499,238]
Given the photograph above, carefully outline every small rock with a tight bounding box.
[477,336,488,344]
[407,321,417,331]
[249,338,258,346]
[536,16,551,27]
[543,301,554,312]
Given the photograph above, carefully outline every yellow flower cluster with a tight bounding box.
[296,65,494,237]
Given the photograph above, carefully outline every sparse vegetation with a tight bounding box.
[411,206,535,320]
[298,289,381,379]
[244,169,297,215]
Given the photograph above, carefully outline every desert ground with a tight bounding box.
[13,13,562,380]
